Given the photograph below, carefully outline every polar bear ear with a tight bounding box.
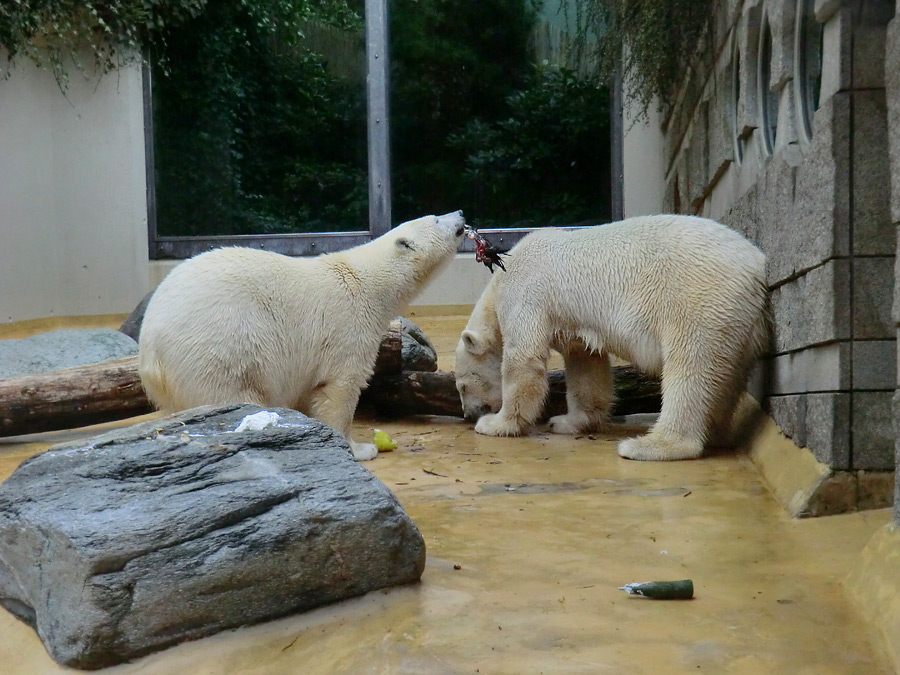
[461,329,487,355]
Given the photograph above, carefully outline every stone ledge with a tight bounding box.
[735,396,894,517]
[846,523,900,673]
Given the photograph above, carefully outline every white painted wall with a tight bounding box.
[0,54,149,324]
[622,99,667,217]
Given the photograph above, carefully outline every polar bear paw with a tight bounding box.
[350,441,379,461]
[548,412,604,435]
[617,435,703,461]
[474,413,524,437]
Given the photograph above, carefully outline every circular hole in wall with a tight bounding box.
[794,0,824,144]
[730,37,745,165]
[757,9,778,156]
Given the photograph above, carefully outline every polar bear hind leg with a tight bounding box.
[548,344,614,434]
[618,330,758,461]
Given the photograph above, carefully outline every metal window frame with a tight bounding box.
[144,1,624,260]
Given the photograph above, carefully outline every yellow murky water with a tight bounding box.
[0,315,893,674]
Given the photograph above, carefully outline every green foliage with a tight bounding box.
[567,0,714,118]
[0,0,207,84]
[151,1,367,235]
[449,64,611,229]
[388,0,541,223]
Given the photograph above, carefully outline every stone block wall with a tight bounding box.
[658,0,896,511]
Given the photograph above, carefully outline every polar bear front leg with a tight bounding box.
[475,350,548,437]
[548,345,614,434]
[309,380,378,461]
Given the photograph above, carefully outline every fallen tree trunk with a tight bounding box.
[0,356,152,437]
[0,330,660,437]
[359,367,661,419]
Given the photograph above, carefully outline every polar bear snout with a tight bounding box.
[462,402,493,422]
[435,210,466,238]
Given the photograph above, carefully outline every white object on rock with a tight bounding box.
[234,411,281,432]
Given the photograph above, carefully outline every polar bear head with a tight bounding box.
[370,211,467,285]
[455,327,503,421]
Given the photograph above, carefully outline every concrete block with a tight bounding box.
[769,394,807,447]
[792,93,852,273]
[853,256,895,339]
[886,15,900,222]
[806,392,851,468]
[852,339,897,390]
[771,342,850,394]
[853,90,892,255]
[770,260,851,353]
[851,0,894,89]
[765,0,795,90]
[856,470,894,510]
[722,182,761,244]
[853,391,895,469]
[688,102,710,208]
[736,3,763,136]
[819,7,852,101]
[708,68,735,181]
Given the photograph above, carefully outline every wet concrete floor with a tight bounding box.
[0,314,893,673]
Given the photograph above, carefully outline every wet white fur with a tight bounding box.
[139,212,466,461]
[455,214,770,461]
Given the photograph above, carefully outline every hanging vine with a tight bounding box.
[0,0,359,86]
[564,0,715,119]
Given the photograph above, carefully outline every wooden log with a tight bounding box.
[359,367,661,419]
[0,356,152,437]
[0,332,660,437]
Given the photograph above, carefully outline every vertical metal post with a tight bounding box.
[610,65,624,221]
[366,0,392,235]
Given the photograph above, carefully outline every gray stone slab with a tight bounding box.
[770,260,851,353]
[790,93,852,278]
[853,256,895,340]
[887,16,900,223]
[771,342,850,394]
[894,391,900,524]
[852,91,892,256]
[688,102,710,209]
[806,392,851,469]
[853,391,895,469]
[0,404,425,669]
[0,329,138,378]
[769,394,807,448]
[852,339,897,390]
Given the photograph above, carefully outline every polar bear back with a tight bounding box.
[487,215,768,371]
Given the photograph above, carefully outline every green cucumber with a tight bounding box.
[618,579,694,599]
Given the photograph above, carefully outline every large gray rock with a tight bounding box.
[118,292,154,341]
[397,316,438,372]
[0,404,426,670]
[0,328,137,378]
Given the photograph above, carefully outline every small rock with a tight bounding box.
[0,328,137,378]
[118,292,154,341]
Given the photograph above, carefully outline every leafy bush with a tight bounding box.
[449,64,611,229]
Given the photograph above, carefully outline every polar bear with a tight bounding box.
[454,214,769,461]
[138,211,466,461]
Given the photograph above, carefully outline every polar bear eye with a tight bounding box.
[396,238,415,251]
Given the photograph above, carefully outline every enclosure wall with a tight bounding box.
[0,55,150,323]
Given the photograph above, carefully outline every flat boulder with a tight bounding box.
[0,404,426,670]
[0,328,137,378]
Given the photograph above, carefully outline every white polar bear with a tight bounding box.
[454,214,769,461]
[138,212,466,461]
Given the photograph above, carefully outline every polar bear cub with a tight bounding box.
[139,211,466,460]
[454,214,769,461]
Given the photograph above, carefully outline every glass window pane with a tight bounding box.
[388,0,612,230]
[150,2,368,237]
